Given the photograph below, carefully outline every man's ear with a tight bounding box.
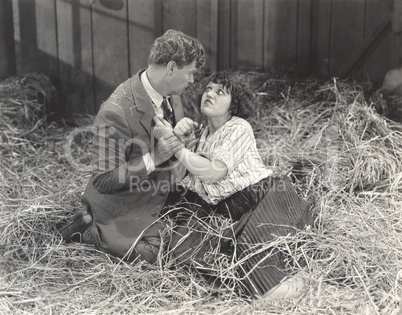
[166,61,176,76]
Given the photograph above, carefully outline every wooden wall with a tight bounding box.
[10,0,395,116]
[0,0,16,80]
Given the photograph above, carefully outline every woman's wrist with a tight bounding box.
[174,147,186,160]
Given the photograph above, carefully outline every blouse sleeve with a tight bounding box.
[209,123,253,172]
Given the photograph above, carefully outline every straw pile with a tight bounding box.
[1,70,402,314]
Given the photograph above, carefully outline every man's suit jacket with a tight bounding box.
[82,69,184,259]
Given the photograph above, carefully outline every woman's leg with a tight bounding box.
[164,178,312,298]
[236,176,312,298]
[215,176,274,221]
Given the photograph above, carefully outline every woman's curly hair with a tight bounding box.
[202,71,254,119]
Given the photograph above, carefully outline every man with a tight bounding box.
[61,29,205,263]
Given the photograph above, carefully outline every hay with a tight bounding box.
[1,71,402,314]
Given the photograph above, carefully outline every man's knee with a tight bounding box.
[129,236,162,264]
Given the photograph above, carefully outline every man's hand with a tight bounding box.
[174,117,199,138]
[154,133,184,166]
[153,116,174,140]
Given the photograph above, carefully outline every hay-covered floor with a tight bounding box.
[1,71,401,315]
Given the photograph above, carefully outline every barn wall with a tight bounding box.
[0,0,16,80]
[10,0,395,116]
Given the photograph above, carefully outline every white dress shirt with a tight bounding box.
[140,70,172,174]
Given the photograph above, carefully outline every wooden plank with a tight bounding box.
[57,0,95,115]
[263,0,298,69]
[162,0,197,36]
[339,17,391,80]
[217,0,231,70]
[361,0,394,85]
[196,0,218,72]
[0,0,16,79]
[153,0,163,37]
[330,0,366,77]
[275,0,298,67]
[91,0,129,110]
[297,0,312,73]
[35,0,58,70]
[309,0,332,77]
[12,0,20,73]
[236,0,264,69]
[13,0,58,77]
[229,0,238,69]
[128,0,158,74]
[263,0,276,68]
[395,33,402,68]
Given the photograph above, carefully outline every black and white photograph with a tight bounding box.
[1,0,402,314]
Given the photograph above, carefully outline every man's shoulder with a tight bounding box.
[97,72,146,114]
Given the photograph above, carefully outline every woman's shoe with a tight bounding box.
[260,276,306,301]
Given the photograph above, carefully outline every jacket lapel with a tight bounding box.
[129,70,155,135]
[129,71,185,132]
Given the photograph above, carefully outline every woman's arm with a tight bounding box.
[174,148,228,183]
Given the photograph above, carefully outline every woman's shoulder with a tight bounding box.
[225,116,253,132]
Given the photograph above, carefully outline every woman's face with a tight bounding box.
[200,82,232,118]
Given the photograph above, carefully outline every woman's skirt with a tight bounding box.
[165,176,312,297]
[236,176,312,296]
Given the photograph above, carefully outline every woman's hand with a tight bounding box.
[174,118,200,149]
[174,117,199,138]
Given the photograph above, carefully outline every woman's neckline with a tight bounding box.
[207,116,235,135]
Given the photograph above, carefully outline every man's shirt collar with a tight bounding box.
[140,70,164,108]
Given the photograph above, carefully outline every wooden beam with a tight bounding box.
[339,17,391,78]
[217,0,231,70]
[236,0,264,69]
[91,0,129,109]
[297,0,312,73]
[0,0,16,80]
[128,0,157,74]
[309,0,332,77]
[162,0,197,36]
[57,0,95,115]
[196,0,218,72]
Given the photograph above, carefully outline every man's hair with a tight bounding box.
[205,72,254,119]
[148,29,206,69]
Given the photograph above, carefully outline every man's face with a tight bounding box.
[167,61,197,95]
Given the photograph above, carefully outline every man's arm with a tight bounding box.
[91,109,150,193]
[92,110,183,193]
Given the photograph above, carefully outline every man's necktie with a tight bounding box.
[161,97,174,125]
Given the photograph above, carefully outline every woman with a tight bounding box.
[154,72,312,299]
[169,71,273,217]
